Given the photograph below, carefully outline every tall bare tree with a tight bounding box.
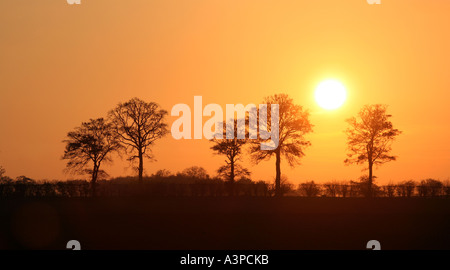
[210,119,250,195]
[345,104,401,197]
[109,98,168,183]
[250,94,313,197]
[62,118,120,196]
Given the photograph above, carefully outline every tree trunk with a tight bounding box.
[138,150,144,184]
[91,163,98,197]
[230,161,235,183]
[230,160,235,196]
[368,161,373,198]
[275,149,281,197]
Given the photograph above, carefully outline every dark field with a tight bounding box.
[0,197,449,250]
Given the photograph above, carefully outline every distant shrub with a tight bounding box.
[180,166,210,180]
[354,176,382,197]
[383,183,396,198]
[298,181,321,197]
[396,180,416,197]
[444,180,450,198]
[418,179,444,197]
[323,181,340,197]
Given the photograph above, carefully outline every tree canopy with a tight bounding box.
[345,104,401,197]
[109,98,168,183]
[62,118,120,196]
[250,93,313,197]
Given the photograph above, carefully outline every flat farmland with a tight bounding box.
[0,197,448,250]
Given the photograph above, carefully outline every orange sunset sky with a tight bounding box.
[0,0,449,185]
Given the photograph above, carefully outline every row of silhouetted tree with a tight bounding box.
[1,94,405,197]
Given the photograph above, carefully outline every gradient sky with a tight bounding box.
[0,0,449,185]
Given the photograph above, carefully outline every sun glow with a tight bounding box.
[314,80,347,110]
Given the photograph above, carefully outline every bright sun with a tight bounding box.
[314,79,347,110]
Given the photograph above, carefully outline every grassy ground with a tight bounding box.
[0,197,448,249]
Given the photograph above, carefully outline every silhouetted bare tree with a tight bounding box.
[345,104,401,197]
[250,94,313,197]
[62,118,120,196]
[210,119,250,195]
[109,98,168,183]
[0,166,5,179]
